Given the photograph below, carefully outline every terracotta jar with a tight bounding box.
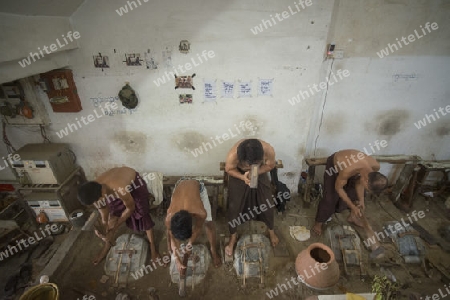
[295,243,340,290]
[36,210,49,224]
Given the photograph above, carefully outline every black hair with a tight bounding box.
[237,139,264,165]
[170,210,192,241]
[77,181,102,205]
[368,172,388,195]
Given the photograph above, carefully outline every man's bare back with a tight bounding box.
[312,149,384,236]
[165,179,221,269]
[333,150,380,183]
[96,167,137,192]
[166,180,206,222]
[78,166,160,265]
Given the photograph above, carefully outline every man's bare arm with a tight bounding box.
[355,178,365,210]
[165,216,172,254]
[225,147,247,182]
[97,206,109,227]
[111,192,135,230]
[189,215,205,245]
[335,176,359,213]
[168,229,180,255]
[259,143,276,174]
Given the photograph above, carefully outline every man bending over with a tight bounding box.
[165,179,221,273]
[78,166,161,265]
[312,149,388,236]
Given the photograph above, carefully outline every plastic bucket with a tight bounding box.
[69,209,88,228]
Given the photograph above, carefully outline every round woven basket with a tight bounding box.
[19,283,59,300]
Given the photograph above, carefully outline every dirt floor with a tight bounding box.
[2,192,450,299]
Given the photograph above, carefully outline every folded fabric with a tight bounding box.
[289,226,310,241]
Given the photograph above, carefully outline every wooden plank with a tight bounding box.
[419,161,450,170]
[372,155,422,163]
[305,155,422,166]
[219,160,283,171]
[303,165,315,204]
[305,157,327,166]
[390,164,417,203]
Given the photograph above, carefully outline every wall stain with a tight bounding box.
[324,113,344,135]
[172,131,206,153]
[282,172,296,178]
[436,124,450,136]
[113,131,147,153]
[366,109,409,135]
[298,146,305,158]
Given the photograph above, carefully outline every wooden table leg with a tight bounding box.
[303,166,315,208]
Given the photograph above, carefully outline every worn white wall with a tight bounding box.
[1,0,335,191]
[0,13,79,83]
[304,0,450,182]
[1,0,448,191]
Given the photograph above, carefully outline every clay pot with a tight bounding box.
[20,103,33,119]
[36,210,49,224]
[295,242,340,290]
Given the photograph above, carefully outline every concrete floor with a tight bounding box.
[3,193,450,299]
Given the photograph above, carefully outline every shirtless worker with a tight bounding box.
[224,139,279,257]
[311,149,388,236]
[165,179,221,273]
[77,167,162,265]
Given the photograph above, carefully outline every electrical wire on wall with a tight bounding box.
[67,148,77,164]
[2,120,16,154]
[304,58,335,199]
[313,58,335,157]
[40,124,51,143]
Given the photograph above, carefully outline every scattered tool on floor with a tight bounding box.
[113,242,126,288]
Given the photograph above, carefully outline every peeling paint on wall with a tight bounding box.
[240,115,263,137]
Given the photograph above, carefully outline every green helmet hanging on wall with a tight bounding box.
[118,83,138,109]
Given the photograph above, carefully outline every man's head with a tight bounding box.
[77,181,102,205]
[170,210,192,241]
[367,172,388,195]
[237,139,264,166]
